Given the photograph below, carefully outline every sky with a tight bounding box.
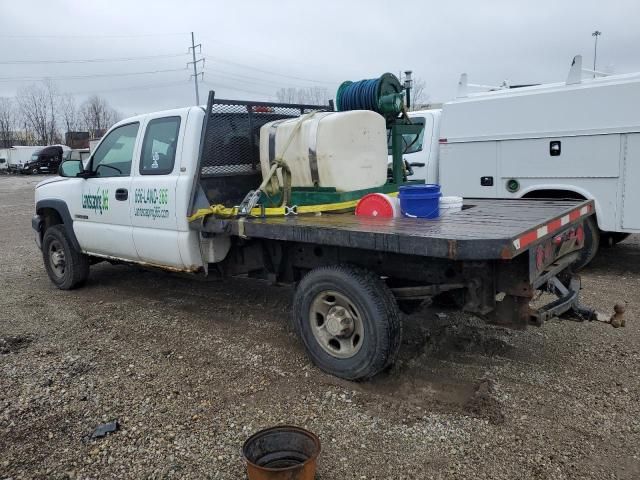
[1,0,639,117]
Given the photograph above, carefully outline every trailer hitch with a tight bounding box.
[530,275,587,325]
[530,275,625,328]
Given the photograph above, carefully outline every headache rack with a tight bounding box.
[189,91,332,215]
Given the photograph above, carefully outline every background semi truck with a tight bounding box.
[32,88,596,381]
[399,55,640,267]
[5,146,47,173]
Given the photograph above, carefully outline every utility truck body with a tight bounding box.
[401,68,640,265]
[32,94,596,381]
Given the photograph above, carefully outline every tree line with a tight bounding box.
[0,80,121,148]
[274,78,429,109]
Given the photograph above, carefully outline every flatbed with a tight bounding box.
[201,198,592,261]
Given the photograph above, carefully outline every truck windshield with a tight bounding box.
[387,117,426,155]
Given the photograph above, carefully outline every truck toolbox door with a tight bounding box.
[130,114,183,268]
[73,122,140,260]
[622,134,640,230]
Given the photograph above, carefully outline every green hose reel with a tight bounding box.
[336,73,405,122]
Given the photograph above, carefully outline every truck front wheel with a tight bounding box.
[42,225,90,290]
[292,265,402,381]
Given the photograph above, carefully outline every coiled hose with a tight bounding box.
[336,78,382,113]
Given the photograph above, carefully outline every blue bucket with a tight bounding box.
[399,184,442,219]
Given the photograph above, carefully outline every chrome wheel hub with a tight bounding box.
[48,240,66,278]
[309,291,364,359]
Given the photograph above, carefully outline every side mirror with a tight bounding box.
[58,159,84,178]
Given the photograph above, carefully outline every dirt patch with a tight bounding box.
[0,334,34,354]
[464,377,505,425]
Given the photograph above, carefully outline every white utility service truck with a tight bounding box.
[401,55,640,267]
[32,93,597,380]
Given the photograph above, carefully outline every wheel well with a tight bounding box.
[39,207,63,232]
[522,189,586,200]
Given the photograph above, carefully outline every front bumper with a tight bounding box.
[32,214,43,249]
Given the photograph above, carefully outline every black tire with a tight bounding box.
[31,167,38,175]
[292,265,402,381]
[573,216,600,270]
[42,225,90,290]
[601,232,631,248]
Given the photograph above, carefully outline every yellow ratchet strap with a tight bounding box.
[187,192,399,222]
[188,199,353,222]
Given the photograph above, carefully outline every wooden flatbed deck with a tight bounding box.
[201,199,594,260]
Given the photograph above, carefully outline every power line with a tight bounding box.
[207,65,333,89]
[205,70,310,89]
[70,80,190,96]
[204,55,336,85]
[0,67,187,82]
[201,80,275,98]
[0,32,189,39]
[0,53,189,65]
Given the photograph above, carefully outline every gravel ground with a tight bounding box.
[1,174,639,479]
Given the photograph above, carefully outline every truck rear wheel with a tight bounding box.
[573,216,599,270]
[292,265,402,381]
[42,225,90,290]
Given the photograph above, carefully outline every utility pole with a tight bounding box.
[592,30,602,78]
[188,32,205,105]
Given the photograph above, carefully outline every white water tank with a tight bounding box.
[259,111,388,192]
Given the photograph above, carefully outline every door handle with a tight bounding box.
[480,176,494,186]
[115,188,128,201]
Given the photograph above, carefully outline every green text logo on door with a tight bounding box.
[82,189,109,215]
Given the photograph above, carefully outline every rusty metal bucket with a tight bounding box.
[242,425,321,480]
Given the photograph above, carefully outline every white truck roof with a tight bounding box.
[441,72,640,143]
[110,106,197,129]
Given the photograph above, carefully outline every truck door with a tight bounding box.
[72,122,140,260]
[130,114,183,268]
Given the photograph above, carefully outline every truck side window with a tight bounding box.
[92,122,139,177]
[140,116,181,175]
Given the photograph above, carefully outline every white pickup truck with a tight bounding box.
[401,56,640,267]
[32,93,596,380]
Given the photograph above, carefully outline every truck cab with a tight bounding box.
[34,107,206,272]
[392,109,441,184]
